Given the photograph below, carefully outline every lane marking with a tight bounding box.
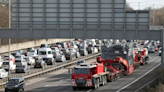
[86,89,92,92]
[116,62,161,92]
[45,85,49,87]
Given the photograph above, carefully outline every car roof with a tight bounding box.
[10,77,24,81]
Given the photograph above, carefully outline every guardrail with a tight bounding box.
[0,52,101,89]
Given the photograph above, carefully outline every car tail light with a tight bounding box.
[51,60,53,62]
[34,63,36,65]
[23,68,25,70]
[40,63,42,65]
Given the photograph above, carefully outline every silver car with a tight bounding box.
[55,54,66,62]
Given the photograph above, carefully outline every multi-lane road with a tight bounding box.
[0,52,159,92]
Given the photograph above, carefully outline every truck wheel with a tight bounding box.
[104,76,107,85]
[97,78,100,88]
[93,79,98,89]
[72,87,77,90]
[101,76,105,86]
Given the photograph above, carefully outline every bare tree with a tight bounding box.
[126,3,133,10]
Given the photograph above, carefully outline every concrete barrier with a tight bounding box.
[0,39,69,53]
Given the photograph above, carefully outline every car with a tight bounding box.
[79,49,88,56]
[127,39,133,42]
[15,55,25,60]
[2,61,16,71]
[55,54,66,62]
[15,50,24,54]
[33,56,42,61]
[15,59,27,67]
[95,39,102,44]
[22,52,29,56]
[43,58,55,65]
[87,47,94,54]
[94,45,101,51]
[56,42,68,48]
[15,65,30,73]
[4,55,15,61]
[51,47,60,52]
[11,52,20,57]
[92,47,98,53]
[27,52,38,57]
[24,57,35,65]
[61,48,70,54]
[30,50,37,54]
[40,44,49,48]
[65,52,76,60]
[52,51,61,58]
[76,60,85,66]
[159,48,161,56]
[0,59,4,68]
[5,78,25,92]
[148,47,155,53]
[0,69,8,79]
[34,60,47,69]
[27,47,35,52]
[50,44,56,48]
[54,44,62,50]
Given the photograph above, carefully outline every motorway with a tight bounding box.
[0,52,159,92]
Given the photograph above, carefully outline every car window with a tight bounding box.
[48,51,51,54]
[3,62,9,65]
[8,79,19,84]
[15,60,21,62]
[39,51,46,55]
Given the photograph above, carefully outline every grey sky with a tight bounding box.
[126,0,164,10]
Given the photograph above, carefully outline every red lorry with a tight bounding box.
[71,43,149,90]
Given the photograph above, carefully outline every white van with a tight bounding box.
[2,61,16,71]
[38,48,53,58]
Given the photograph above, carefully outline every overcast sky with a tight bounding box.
[126,0,164,10]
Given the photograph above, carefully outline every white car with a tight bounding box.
[51,47,60,52]
[15,55,25,60]
[55,55,66,62]
[4,55,15,61]
[30,50,37,54]
[24,56,35,65]
[27,52,38,57]
[0,59,4,68]
[93,47,98,53]
[0,69,8,79]
[2,61,16,71]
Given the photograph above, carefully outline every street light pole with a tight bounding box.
[153,4,155,26]
[8,0,11,81]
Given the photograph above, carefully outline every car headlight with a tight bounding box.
[14,85,18,87]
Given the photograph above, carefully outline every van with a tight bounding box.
[38,48,53,58]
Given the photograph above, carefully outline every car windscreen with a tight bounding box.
[3,62,9,65]
[4,56,9,58]
[39,51,46,55]
[41,45,46,48]
[149,48,154,50]
[8,79,19,84]
[30,50,35,52]
[15,56,21,59]
[73,68,90,74]
[24,58,29,61]
[15,60,21,62]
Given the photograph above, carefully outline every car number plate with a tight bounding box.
[36,65,40,67]
[18,70,22,71]
[8,86,13,89]
[47,61,50,62]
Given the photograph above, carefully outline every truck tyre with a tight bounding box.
[72,87,77,90]
[93,79,98,89]
[97,78,100,88]
[104,76,107,85]
[110,76,114,82]
[101,76,105,86]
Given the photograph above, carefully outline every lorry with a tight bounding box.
[71,62,108,90]
[70,43,149,90]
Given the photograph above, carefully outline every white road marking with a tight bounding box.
[45,85,49,87]
[86,89,92,92]
[116,63,161,92]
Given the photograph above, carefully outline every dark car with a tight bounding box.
[15,65,30,73]
[5,78,25,92]
[43,58,55,65]
[11,52,20,57]
[27,47,35,52]
[34,60,47,69]
[65,52,76,60]
[22,52,29,56]
[87,47,94,54]
[40,44,49,48]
